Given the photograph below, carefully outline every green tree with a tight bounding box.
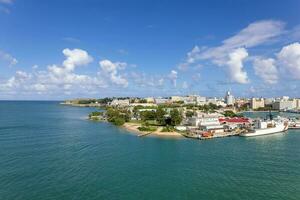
[113,118,125,126]
[170,109,182,126]
[185,110,194,118]
[223,110,237,117]
[156,107,166,125]
[140,111,156,121]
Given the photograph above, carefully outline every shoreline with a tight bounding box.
[122,122,184,138]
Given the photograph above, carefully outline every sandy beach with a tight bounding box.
[122,122,183,138]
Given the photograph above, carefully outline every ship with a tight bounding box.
[240,112,288,137]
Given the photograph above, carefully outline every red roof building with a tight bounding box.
[219,117,250,124]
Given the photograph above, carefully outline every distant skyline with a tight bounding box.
[1,0,300,100]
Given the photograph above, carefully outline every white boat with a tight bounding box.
[240,119,288,137]
[288,119,300,129]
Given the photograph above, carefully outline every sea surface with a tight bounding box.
[1,101,300,200]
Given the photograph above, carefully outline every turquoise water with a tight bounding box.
[1,102,300,200]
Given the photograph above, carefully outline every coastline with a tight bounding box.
[122,122,183,138]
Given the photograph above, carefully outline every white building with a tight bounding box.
[196,96,207,105]
[225,91,235,105]
[250,98,265,109]
[145,97,155,103]
[295,99,300,109]
[171,96,183,103]
[272,99,296,111]
[110,99,130,107]
[264,98,275,105]
[154,98,169,105]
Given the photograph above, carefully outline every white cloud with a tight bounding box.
[0,71,31,90]
[62,48,93,71]
[178,20,285,83]
[277,42,300,79]
[222,20,285,48]
[168,70,178,87]
[0,50,18,66]
[226,48,249,84]
[99,59,128,87]
[253,57,278,84]
[178,46,201,70]
[0,48,107,97]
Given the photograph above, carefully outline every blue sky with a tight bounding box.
[0,0,300,100]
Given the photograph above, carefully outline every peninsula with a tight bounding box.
[63,92,300,139]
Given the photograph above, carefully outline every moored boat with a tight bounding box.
[288,119,300,129]
[240,119,288,137]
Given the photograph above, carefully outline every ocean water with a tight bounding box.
[0,101,300,200]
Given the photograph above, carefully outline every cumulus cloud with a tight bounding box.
[253,57,278,84]
[62,48,93,71]
[226,48,249,84]
[0,48,107,96]
[0,71,31,90]
[99,59,128,87]
[0,50,18,66]
[277,42,300,79]
[178,20,285,83]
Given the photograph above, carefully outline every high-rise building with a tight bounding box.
[225,91,235,105]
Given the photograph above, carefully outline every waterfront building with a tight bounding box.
[272,99,296,111]
[250,98,265,109]
[225,91,235,105]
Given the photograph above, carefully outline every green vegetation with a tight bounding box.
[198,103,220,113]
[140,110,156,121]
[156,107,166,125]
[223,110,238,117]
[137,126,157,132]
[89,111,102,117]
[88,111,103,121]
[170,109,182,126]
[106,108,130,126]
[185,110,194,118]
[161,125,175,132]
